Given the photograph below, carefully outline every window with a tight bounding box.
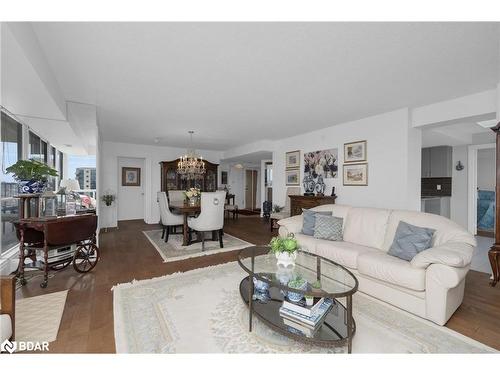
[47,146,57,191]
[1,112,23,254]
[29,131,41,162]
[58,151,64,180]
[41,140,48,164]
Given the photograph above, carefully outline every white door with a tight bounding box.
[117,157,145,221]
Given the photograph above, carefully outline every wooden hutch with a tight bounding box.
[160,159,219,193]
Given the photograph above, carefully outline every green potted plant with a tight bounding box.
[304,294,314,306]
[6,159,58,194]
[311,280,322,293]
[287,276,308,302]
[269,233,299,266]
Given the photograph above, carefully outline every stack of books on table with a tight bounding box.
[279,297,334,338]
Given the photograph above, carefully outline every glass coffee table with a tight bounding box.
[237,246,358,353]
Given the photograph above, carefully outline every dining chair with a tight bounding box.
[157,191,184,242]
[187,191,226,250]
[168,190,185,203]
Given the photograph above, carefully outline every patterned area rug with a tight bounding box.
[143,230,254,262]
[16,290,68,344]
[112,262,495,353]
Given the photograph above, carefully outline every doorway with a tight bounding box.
[476,148,496,238]
[245,169,258,210]
[117,157,145,221]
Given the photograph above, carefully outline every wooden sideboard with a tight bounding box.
[289,195,337,216]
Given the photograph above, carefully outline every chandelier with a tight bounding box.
[177,131,206,180]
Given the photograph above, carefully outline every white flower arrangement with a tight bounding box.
[184,188,200,199]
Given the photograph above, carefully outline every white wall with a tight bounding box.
[477,148,496,191]
[451,145,468,229]
[99,141,223,228]
[272,108,420,211]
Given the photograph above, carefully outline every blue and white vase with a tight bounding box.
[18,179,46,194]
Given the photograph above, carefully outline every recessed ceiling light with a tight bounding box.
[153,138,160,143]
[64,144,72,147]
[477,120,497,129]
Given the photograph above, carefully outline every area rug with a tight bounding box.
[112,262,495,353]
[143,230,254,262]
[15,290,68,343]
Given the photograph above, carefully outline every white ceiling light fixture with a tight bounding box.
[177,131,206,180]
[477,119,497,129]
[233,163,244,169]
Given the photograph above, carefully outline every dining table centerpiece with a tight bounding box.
[184,187,201,206]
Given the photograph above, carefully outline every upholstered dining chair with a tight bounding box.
[270,186,300,231]
[157,191,184,242]
[168,190,185,203]
[0,275,15,341]
[187,191,226,250]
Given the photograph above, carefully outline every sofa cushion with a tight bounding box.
[382,210,476,251]
[0,314,12,342]
[343,207,391,250]
[315,241,379,269]
[313,215,343,241]
[295,233,321,253]
[357,251,426,291]
[302,209,332,235]
[388,221,435,261]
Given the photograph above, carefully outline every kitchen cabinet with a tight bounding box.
[421,146,452,178]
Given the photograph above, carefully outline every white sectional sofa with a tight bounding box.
[278,204,477,325]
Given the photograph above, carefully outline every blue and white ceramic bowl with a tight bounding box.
[287,279,308,303]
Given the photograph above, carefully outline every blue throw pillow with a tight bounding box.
[302,209,332,236]
[388,221,435,261]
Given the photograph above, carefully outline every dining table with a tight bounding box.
[169,200,201,246]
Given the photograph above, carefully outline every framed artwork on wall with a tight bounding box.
[221,171,228,185]
[344,140,367,163]
[343,163,368,186]
[286,150,301,169]
[304,148,338,178]
[285,168,300,186]
[122,167,141,186]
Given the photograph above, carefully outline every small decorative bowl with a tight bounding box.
[253,276,269,294]
[287,279,308,303]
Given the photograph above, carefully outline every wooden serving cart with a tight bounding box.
[15,214,99,288]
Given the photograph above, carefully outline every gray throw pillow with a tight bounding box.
[313,215,343,241]
[388,221,435,261]
[302,209,332,236]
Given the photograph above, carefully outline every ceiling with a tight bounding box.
[30,22,500,151]
[422,121,494,147]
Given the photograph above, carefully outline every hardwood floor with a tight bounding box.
[15,217,500,353]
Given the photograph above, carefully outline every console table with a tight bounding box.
[289,195,337,216]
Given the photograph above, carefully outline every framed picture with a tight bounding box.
[285,168,300,186]
[343,163,368,186]
[304,148,338,179]
[286,150,301,169]
[122,167,141,186]
[344,140,367,163]
[221,171,228,185]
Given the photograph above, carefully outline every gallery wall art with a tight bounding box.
[343,163,368,186]
[285,150,301,169]
[122,167,141,186]
[285,169,300,186]
[304,148,338,179]
[344,140,367,163]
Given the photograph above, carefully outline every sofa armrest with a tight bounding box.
[410,243,474,269]
[277,215,303,237]
[0,275,15,340]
